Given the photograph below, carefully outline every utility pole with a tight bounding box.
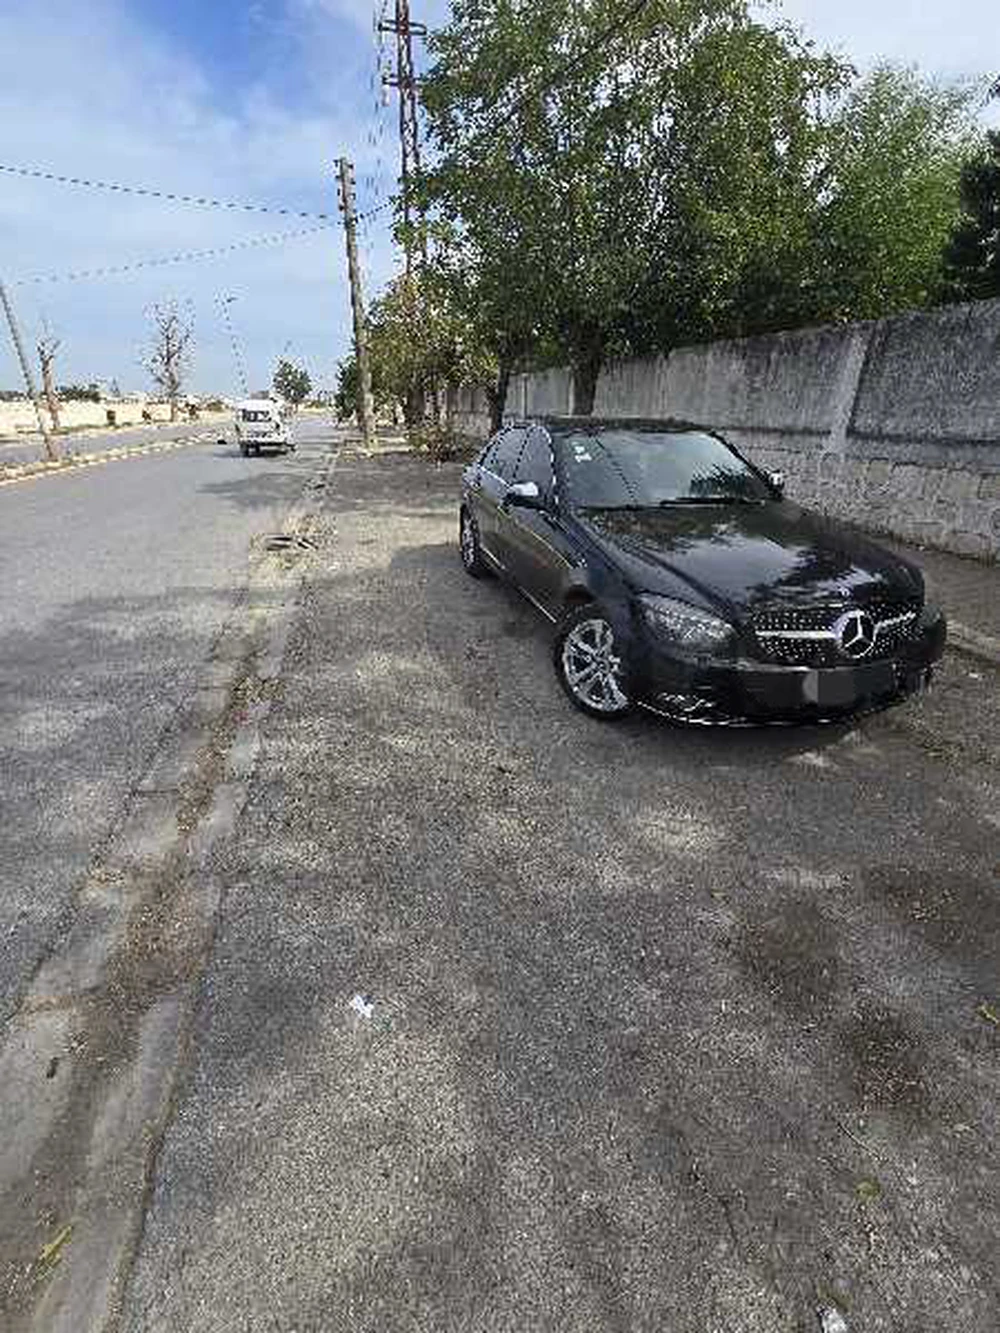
[337,158,375,451]
[0,279,58,461]
[378,0,427,278]
[378,0,443,430]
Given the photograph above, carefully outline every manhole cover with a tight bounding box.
[264,533,319,551]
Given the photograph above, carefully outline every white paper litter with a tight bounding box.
[818,1308,849,1333]
[349,993,374,1019]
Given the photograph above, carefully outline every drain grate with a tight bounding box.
[264,533,319,552]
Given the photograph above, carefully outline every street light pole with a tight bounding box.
[0,279,58,461]
[218,294,250,399]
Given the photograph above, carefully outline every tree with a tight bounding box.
[802,67,975,322]
[36,325,61,430]
[940,129,1000,302]
[273,358,312,406]
[335,353,393,422]
[57,382,101,402]
[420,5,976,413]
[367,271,493,430]
[421,0,850,411]
[143,303,193,420]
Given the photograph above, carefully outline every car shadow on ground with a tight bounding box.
[391,536,859,765]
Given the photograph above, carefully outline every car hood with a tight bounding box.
[580,502,923,615]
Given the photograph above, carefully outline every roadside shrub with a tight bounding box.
[410,423,462,460]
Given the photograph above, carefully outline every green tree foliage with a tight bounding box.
[338,271,497,431]
[334,354,361,421]
[419,2,975,413]
[273,359,312,405]
[57,382,101,402]
[804,67,975,321]
[940,129,1000,302]
[421,0,850,408]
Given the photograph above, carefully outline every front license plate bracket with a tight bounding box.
[803,662,895,707]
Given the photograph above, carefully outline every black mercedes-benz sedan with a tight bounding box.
[459,417,946,723]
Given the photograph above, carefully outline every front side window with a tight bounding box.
[514,429,554,500]
[557,430,770,509]
[478,431,503,472]
[491,428,526,482]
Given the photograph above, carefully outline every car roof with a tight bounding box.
[507,415,710,436]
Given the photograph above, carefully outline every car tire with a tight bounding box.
[553,603,634,720]
[459,507,490,579]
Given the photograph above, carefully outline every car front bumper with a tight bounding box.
[632,612,947,725]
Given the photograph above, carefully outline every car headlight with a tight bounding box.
[637,594,735,655]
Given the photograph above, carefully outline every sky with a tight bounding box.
[0,0,996,396]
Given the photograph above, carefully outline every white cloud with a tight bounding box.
[774,0,999,88]
[0,0,400,394]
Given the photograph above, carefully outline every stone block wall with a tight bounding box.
[449,297,1000,560]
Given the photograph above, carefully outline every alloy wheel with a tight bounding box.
[560,617,629,713]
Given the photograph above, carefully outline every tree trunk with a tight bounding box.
[169,396,179,422]
[41,363,60,431]
[404,384,425,443]
[486,361,512,433]
[571,346,603,417]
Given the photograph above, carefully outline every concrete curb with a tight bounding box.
[0,434,214,488]
[947,620,1000,668]
[0,414,228,448]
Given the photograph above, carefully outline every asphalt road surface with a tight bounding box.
[2,437,997,1331]
[0,420,326,1022]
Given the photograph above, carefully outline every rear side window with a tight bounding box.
[491,428,526,482]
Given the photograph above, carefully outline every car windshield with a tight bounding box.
[241,409,276,422]
[558,429,771,508]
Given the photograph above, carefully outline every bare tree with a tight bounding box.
[37,325,61,431]
[143,303,193,421]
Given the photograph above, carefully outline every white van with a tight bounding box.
[234,397,293,455]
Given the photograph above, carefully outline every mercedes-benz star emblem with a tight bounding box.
[835,609,876,659]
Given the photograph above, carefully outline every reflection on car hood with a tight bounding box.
[581,502,923,613]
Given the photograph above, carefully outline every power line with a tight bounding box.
[8,193,392,287]
[0,161,334,221]
[13,224,332,286]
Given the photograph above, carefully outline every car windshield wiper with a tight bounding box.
[658,495,761,506]
[582,503,649,512]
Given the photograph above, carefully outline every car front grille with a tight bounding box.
[749,597,922,666]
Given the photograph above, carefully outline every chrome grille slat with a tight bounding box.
[749,598,921,666]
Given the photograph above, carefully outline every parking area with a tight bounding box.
[125,447,1000,1332]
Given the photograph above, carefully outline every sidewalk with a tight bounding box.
[875,534,1000,665]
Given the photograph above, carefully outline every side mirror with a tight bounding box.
[767,470,785,498]
[502,480,544,510]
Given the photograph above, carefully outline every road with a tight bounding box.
[1,438,998,1331]
[0,422,325,1021]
